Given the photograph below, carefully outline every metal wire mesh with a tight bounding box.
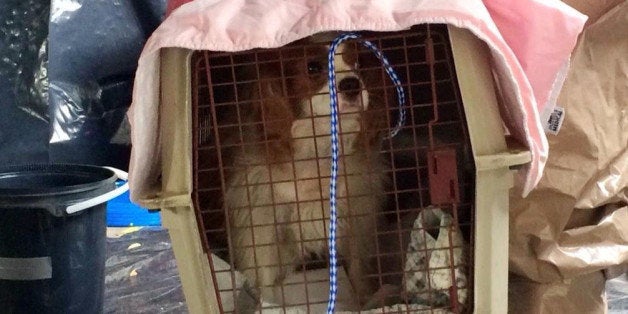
[191,24,475,313]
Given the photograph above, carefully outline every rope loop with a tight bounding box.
[326,32,406,313]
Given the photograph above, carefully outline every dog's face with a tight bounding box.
[283,43,369,118]
[248,40,383,159]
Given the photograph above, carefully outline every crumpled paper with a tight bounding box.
[508,1,628,312]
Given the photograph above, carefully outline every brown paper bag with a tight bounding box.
[508,1,628,313]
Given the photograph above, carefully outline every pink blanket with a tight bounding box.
[128,0,586,206]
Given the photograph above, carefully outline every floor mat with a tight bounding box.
[104,227,627,313]
[105,227,187,313]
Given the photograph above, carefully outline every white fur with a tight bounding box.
[225,46,386,306]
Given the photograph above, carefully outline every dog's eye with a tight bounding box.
[307,61,323,74]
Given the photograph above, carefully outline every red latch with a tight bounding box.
[427,149,460,205]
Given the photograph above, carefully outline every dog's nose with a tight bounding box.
[338,77,361,99]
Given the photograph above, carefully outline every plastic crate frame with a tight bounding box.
[155,25,531,314]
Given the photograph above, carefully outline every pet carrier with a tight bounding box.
[151,25,530,313]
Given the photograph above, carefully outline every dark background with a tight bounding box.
[0,0,167,170]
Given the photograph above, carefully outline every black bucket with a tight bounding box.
[0,164,128,314]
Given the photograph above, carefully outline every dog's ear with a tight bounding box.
[357,48,389,150]
[360,90,388,149]
[251,63,294,161]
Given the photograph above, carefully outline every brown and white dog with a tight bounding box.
[223,40,388,306]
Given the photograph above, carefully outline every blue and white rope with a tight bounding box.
[326,32,406,313]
